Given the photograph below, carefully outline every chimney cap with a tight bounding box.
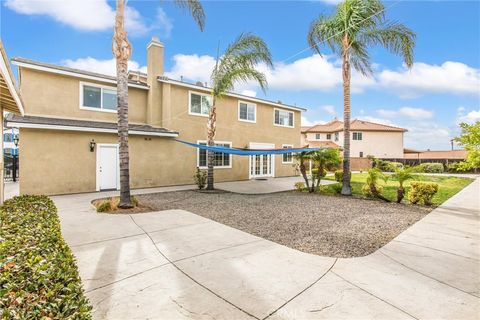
[148,36,164,49]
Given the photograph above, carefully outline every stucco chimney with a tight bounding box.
[146,37,164,126]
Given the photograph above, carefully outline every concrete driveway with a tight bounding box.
[53,179,480,319]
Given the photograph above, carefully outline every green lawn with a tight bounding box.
[323,173,473,206]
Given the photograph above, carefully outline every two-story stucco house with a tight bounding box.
[301,118,406,159]
[7,38,304,195]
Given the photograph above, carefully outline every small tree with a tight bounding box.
[311,148,342,191]
[391,167,414,203]
[454,121,480,171]
[294,151,313,191]
[364,168,390,202]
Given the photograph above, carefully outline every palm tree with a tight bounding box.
[365,168,390,202]
[113,0,205,208]
[294,151,313,191]
[391,167,413,203]
[308,0,415,196]
[206,33,273,190]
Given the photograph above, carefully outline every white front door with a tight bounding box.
[97,144,119,191]
[249,143,275,179]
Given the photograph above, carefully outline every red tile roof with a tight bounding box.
[302,118,407,133]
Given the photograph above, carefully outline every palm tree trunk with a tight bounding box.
[113,0,133,208]
[206,99,217,190]
[300,161,310,190]
[341,33,352,196]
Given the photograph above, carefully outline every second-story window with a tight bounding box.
[238,101,256,122]
[327,133,332,140]
[189,91,212,116]
[274,109,294,127]
[315,133,321,140]
[81,83,117,112]
[353,132,363,140]
[334,132,339,141]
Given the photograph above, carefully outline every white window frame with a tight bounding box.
[326,133,332,140]
[196,140,232,169]
[79,81,117,113]
[315,133,321,140]
[188,90,212,118]
[238,100,257,123]
[282,144,294,164]
[273,108,295,128]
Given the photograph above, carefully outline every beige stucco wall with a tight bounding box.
[18,74,302,195]
[18,68,148,124]
[303,130,404,158]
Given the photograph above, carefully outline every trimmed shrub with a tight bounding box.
[422,163,444,173]
[294,182,306,191]
[362,184,384,197]
[407,182,439,205]
[0,195,91,319]
[334,170,343,182]
[447,162,467,173]
[193,167,207,189]
[374,159,403,172]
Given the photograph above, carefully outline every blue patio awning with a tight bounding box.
[176,140,320,156]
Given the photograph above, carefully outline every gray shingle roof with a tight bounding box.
[6,114,178,136]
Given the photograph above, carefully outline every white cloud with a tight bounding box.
[62,57,146,76]
[301,116,326,127]
[164,53,375,93]
[4,0,171,36]
[241,90,257,97]
[378,61,480,98]
[404,122,452,151]
[321,105,336,116]
[165,54,216,83]
[457,109,480,124]
[377,107,433,120]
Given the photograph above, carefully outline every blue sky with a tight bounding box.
[1,0,479,150]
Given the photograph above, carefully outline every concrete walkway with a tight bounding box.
[53,179,480,319]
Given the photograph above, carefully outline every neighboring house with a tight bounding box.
[0,40,24,203]
[6,38,304,195]
[301,118,407,159]
[3,127,19,156]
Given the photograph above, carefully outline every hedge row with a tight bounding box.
[0,195,91,319]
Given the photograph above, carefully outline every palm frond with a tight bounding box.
[349,41,372,76]
[212,33,272,97]
[174,0,206,31]
[307,15,342,55]
[360,21,415,67]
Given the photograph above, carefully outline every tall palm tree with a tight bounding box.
[307,0,415,196]
[113,0,205,208]
[206,33,273,190]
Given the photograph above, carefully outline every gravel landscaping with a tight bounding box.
[137,190,431,258]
